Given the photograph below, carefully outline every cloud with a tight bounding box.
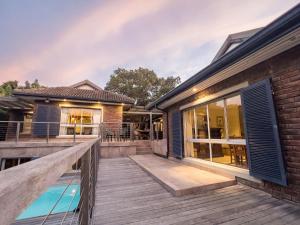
[0,0,298,86]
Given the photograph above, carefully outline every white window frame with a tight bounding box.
[184,94,246,163]
[59,107,103,136]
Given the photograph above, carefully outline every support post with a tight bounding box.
[150,112,153,141]
[16,122,20,143]
[73,123,76,143]
[79,150,91,225]
[46,123,49,143]
[130,123,134,141]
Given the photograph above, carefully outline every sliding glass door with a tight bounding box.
[183,94,248,168]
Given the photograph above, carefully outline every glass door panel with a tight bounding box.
[226,95,245,139]
[195,106,208,139]
[208,100,226,139]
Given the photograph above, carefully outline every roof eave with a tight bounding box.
[13,92,135,105]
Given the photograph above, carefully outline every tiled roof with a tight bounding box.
[13,87,135,104]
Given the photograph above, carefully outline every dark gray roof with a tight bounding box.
[13,87,135,104]
[212,28,262,62]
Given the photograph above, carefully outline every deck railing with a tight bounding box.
[0,138,100,225]
[0,121,163,143]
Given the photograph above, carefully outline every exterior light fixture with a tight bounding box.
[192,88,197,92]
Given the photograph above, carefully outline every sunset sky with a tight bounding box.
[0,0,299,87]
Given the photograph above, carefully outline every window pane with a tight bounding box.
[208,100,226,139]
[4,158,19,169]
[20,158,31,164]
[191,142,210,160]
[195,106,208,139]
[82,109,93,124]
[226,95,245,139]
[183,109,196,139]
[212,144,248,168]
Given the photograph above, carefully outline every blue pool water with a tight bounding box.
[17,184,80,220]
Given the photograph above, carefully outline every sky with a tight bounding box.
[0,0,299,87]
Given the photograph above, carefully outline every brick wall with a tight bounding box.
[166,44,300,202]
[102,105,123,129]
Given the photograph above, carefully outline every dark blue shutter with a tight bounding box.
[172,111,183,158]
[48,105,61,136]
[33,104,61,137]
[241,79,287,186]
[32,104,48,137]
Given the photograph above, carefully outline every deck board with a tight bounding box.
[93,157,300,225]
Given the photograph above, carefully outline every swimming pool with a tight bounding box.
[17,184,80,220]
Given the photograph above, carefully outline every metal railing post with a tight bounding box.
[16,122,20,143]
[73,123,76,143]
[130,123,134,141]
[46,123,50,143]
[79,148,91,225]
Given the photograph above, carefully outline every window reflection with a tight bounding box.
[183,94,247,169]
[183,109,196,139]
[208,100,225,139]
[189,142,210,161]
[195,106,208,139]
[226,95,245,139]
[212,144,248,168]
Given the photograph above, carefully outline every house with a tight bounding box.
[147,4,300,202]
[0,80,135,138]
[0,79,165,143]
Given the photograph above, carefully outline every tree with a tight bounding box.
[0,79,44,96]
[105,68,181,105]
[25,80,31,89]
[0,80,18,96]
[31,79,40,88]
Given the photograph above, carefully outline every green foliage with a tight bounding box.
[105,68,181,105]
[0,79,43,96]
[31,79,41,88]
[0,80,18,96]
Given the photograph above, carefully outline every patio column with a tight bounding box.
[150,112,153,141]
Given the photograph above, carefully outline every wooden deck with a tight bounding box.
[93,157,300,225]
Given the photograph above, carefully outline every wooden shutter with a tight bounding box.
[241,79,287,186]
[172,111,183,158]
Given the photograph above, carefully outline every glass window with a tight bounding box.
[4,158,18,169]
[183,109,196,139]
[183,94,248,169]
[195,105,208,139]
[212,144,248,168]
[60,108,101,135]
[226,95,245,139]
[191,143,210,161]
[208,100,226,139]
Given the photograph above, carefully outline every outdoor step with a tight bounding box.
[130,154,236,196]
[136,147,153,155]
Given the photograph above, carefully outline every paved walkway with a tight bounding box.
[93,157,300,225]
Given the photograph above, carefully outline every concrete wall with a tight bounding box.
[166,45,300,202]
[99,142,136,158]
[151,139,168,157]
[0,142,75,158]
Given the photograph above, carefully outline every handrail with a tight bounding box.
[0,138,100,225]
